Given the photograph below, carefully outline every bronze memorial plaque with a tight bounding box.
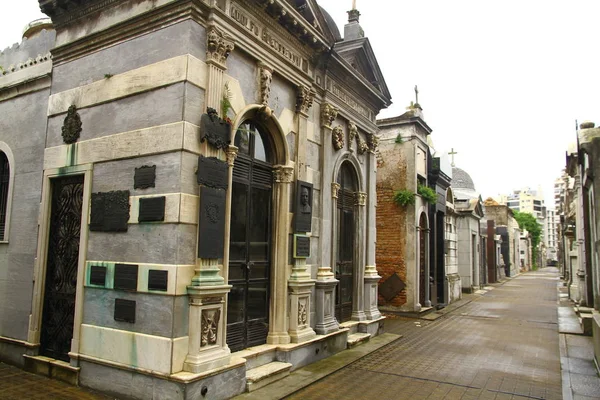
[198,186,226,259]
[138,196,166,222]
[114,299,136,323]
[114,264,138,292]
[148,270,168,292]
[134,165,156,189]
[89,265,107,287]
[90,190,130,232]
[294,234,310,258]
[294,181,313,233]
[197,156,228,190]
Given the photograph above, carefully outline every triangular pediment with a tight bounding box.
[334,38,391,101]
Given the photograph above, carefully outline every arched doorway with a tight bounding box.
[418,212,428,306]
[227,120,274,352]
[335,161,358,322]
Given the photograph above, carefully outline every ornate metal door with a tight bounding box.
[40,175,84,361]
[335,163,356,323]
[227,122,272,352]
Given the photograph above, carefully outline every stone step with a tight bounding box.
[580,313,594,336]
[245,361,292,392]
[339,321,359,335]
[347,332,371,348]
[23,355,79,385]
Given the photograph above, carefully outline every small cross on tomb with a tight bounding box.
[449,148,458,167]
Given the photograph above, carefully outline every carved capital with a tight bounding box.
[320,103,338,128]
[331,182,341,199]
[332,125,344,151]
[355,191,367,206]
[367,132,379,152]
[207,27,235,66]
[225,146,238,167]
[259,63,273,106]
[296,85,315,115]
[274,166,294,183]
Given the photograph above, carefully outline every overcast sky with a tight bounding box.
[2,1,599,207]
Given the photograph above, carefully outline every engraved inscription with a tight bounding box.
[114,299,136,323]
[138,196,166,222]
[134,165,156,189]
[148,270,168,291]
[294,234,310,259]
[327,79,373,121]
[114,264,138,292]
[197,156,228,190]
[90,190,130,232]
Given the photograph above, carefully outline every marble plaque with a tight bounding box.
[114,299,136,323]
[134,165,156,189]
[293,234,310,258]
[198,186,226,259]
[114,264,138,291]
[379,273,406,302]
[148,270,168,291]
[89,265,107,286]
[197,156,228,190]
[138,196,165,222]
[90,190,130,232]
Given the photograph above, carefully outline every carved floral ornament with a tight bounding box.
[332,125,344,151]
[320,103,338,128]
[62,105,82,145]
[274,166,294,183]
[201,309,220,347]
[298,299,308,326]
[296,85,315,115]
[206,27,235,66]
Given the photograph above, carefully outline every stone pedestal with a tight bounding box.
[288,279,316,343]
[184,284,232,373]
[363,269,381,320]
[314,279,339,334]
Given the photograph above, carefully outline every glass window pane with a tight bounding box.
[227,284,245,323]
[254,129,267,162]
[235,124,251,155]
[249,188,270,261]
[230,182,247,261]
[247,283,268,320]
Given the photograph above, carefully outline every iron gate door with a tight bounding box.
[40,175,84,361]
[227,123,272,352]
[335,189,355,322]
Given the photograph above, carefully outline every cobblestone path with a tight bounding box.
[288,268,562,400]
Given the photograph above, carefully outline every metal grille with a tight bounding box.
[0,152,9,241]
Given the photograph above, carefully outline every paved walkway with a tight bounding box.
[1,268,598,399]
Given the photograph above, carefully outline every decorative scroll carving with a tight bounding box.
[320,103,338,128]
[61,105,82,144]
[331,182,341,199]
[259,64,273,106]
[348,121,357,151]
[367,133,379,152]
[274,166,294,183]
[201,309,220,347]
[332,126,344,151]
[298,300,308,326]
[355,191,367,206]
[200,108,231,150]
[207,27,235,65]
[296,85,315,115]
[357,134,368,155]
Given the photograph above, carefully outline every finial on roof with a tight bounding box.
[348,0,360,22]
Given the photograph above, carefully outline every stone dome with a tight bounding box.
[452,167,476,191]
[319,5,342,42]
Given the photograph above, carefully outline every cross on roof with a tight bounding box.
[414,85,419,105]
[449,148,458,167]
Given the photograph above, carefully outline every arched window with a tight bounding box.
[0,151,10,241]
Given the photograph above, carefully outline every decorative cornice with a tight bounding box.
[207,26,235,67]
[39,0,122,25]
[320,103,338,128]
[332,125,344,151]
[296,85,315,115]
[0,52,52,77]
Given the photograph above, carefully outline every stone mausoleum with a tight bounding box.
[0,1,391,398]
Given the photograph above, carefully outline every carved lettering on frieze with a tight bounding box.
[348,121,357,151]
[296,85,315,115]
[327,78,373,122]
[207,27,235,66]
[320,103,338,128]
[259,64,273,106]
[61,105,82,144]
[332,126,344,151]
[201,309,220,347]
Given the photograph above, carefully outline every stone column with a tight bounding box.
[205,26,235,111]
[314,104,340,334]
[267,165,294,345]
[352,191,367,321]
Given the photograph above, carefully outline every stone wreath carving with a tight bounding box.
[320,103,338,128]
[201,309,220,347]
[332,126,344,151]
[61,105,82,144]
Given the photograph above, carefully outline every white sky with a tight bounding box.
[2,1,599,207]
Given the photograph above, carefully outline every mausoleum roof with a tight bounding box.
[452,167,475,191]
[319,5,342,41]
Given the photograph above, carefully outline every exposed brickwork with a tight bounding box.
[376,185,407,307]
